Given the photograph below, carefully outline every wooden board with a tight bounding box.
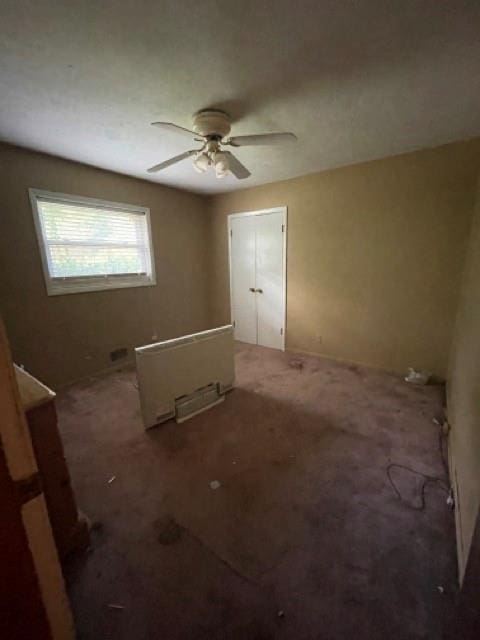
[14,365,56,412]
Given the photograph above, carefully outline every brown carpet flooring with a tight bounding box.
[59,343,456,640]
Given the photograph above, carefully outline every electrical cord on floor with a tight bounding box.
[386,422,450,511]
[438,423,449,479]
[386,463,449,511]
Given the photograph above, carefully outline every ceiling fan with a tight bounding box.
[147,109,297,180]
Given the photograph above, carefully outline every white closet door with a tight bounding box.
[255,211,285,349]
[230,215,257,344]
[229,209,286,350]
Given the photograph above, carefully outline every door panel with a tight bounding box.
[0,443,52,640]
[255,212,284,349]
[230,215,257,344]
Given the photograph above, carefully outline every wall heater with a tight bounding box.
[135,325,235,429]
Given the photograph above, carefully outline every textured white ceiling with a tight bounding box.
[1,1,480,194]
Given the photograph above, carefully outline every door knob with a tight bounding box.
[255,288,263,294]
[249,287,255,292]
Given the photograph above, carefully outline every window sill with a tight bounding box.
[45,275,156,296]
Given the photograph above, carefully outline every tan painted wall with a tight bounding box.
[0,143,210,387]
[448,176,480,582]
[208,139,480,376]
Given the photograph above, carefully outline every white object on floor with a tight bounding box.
[209,480,221,490]
[135,325,235,429]
[404,367,431,385]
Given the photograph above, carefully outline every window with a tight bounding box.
[29,189,156,295]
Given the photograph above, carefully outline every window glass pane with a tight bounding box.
[36,199,151,279]
[48,245,148,278]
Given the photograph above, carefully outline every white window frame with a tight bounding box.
[29,188,156,296]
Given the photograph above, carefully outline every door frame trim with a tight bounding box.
[227,206,287,351]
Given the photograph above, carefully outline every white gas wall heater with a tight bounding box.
[135,325,235,429]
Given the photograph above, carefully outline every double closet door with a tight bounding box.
[229,208,286,351]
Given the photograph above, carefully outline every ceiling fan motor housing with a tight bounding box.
[193,109,231,139]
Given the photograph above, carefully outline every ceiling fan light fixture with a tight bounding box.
[214,151,229,178]
[193,152,209,173]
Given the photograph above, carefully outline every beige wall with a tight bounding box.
[208,139,480,376]
[448,176,480,582]
[0,143,210,387]
[1,138,479,393]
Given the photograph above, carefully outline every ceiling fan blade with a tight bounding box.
[151,122,201,139]
[227,132,297,147]
[223,151,251,180]
[147,150,196,173]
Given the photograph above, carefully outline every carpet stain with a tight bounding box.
[154,516,183,545]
